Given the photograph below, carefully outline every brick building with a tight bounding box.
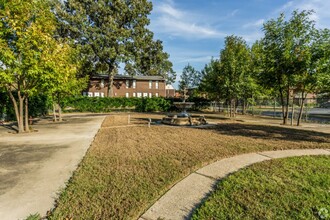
[83,74,167,98]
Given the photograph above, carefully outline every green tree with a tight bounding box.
[179,64,201,90]
[42,41,88,122]
[199,59,222,100]
[57,0,154,97]
[125,32,176,84]
[218,35,251,117]
[259,10,329,125]
[0,0,57,133]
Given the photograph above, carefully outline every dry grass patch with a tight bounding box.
[50,116,330,219]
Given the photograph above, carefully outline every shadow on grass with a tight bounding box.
[199,123,330,143]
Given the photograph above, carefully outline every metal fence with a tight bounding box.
[208,98,330,124]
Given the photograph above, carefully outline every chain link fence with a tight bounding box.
[207,98,330,124]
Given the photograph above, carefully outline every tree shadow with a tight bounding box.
[0,122,18,133]
[198,123,330,143]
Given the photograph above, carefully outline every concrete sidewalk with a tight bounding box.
[0,115,105,220]
[140,149,330,220]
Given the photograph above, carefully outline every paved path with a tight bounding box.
[0,115,105,220]
[140,149,330,220]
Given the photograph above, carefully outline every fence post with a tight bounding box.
[291,100,294,126]
[273,98,276,118]
[148,118,151,128]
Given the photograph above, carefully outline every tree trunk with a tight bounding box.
[57,95,62,122]
[58,105,62,122]
[279,88,287,125]
[107,65,115,97]
[290,97,294,126]
[7,89,20,132]
[297,92,307,126]
[242,99,246,115]
[233,99,236,117]
[18,92,24,133]
[229,100,233,117]
[53,103,57,122]
[283,87,290,125]
[24,96,29,132]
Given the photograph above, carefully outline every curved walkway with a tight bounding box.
[140,149,330,220]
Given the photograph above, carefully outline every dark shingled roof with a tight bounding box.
[91,74,165,81]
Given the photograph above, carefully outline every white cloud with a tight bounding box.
[151,1,225,39]
[177,56,214,64]
[243,19,265,29]
[158,2,183,19]
[274,0,330,28]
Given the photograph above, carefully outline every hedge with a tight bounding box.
[62,96,171,113]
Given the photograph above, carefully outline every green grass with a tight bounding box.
[48,116,330,219]
[192,156,330,220]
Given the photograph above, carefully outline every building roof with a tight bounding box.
[91,74,165,81]
[165,85,175,90]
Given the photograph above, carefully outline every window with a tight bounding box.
[100,79,105,88]
[143,93,148,98]
[155,92,159,97]
[88,92,93,97]
[155,80,159,89]
[149,93,152,98]
[137,92,142,98]
[126,80,129,88]
[82,92,87,96]
[133,92,136,97]
[100,92,105,97]
[126,92,129,98]
[149,80,152,89]
[133,80,136,89]
[94,92,100,97]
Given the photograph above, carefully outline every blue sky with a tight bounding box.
[148,0,330,88]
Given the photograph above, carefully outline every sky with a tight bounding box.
[147,0,330,88]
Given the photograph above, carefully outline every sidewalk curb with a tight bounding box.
[140,149,330,220]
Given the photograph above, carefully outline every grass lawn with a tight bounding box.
[49,115,330,219]
[192,156,330,220]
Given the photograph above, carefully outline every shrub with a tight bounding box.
[62,96,170,113]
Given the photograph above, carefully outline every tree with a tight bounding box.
[42,41,88,122]
[199,59,222,100]
[0,0,57,133]
[56,0,154,97]
[125,31,176,84]
[259,10,329,125]
[179,64,201,91]
[218,35,251,117]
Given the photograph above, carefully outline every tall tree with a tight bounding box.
[179,64,201,91]
[218,35,251,117]
[199,59,222,100]
[0,0,57,133]
[42,41,88,122]
[57,0,154,97]
[259,10,328,125]
[125,31,176,84]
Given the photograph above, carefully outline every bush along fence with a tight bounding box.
[61,96,172,113]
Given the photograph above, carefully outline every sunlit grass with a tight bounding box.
[192,156,330,220]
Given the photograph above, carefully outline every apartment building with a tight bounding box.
[83,74,167,98]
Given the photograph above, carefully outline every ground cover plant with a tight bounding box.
[192,156,330,220]
[49,115,330,219]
